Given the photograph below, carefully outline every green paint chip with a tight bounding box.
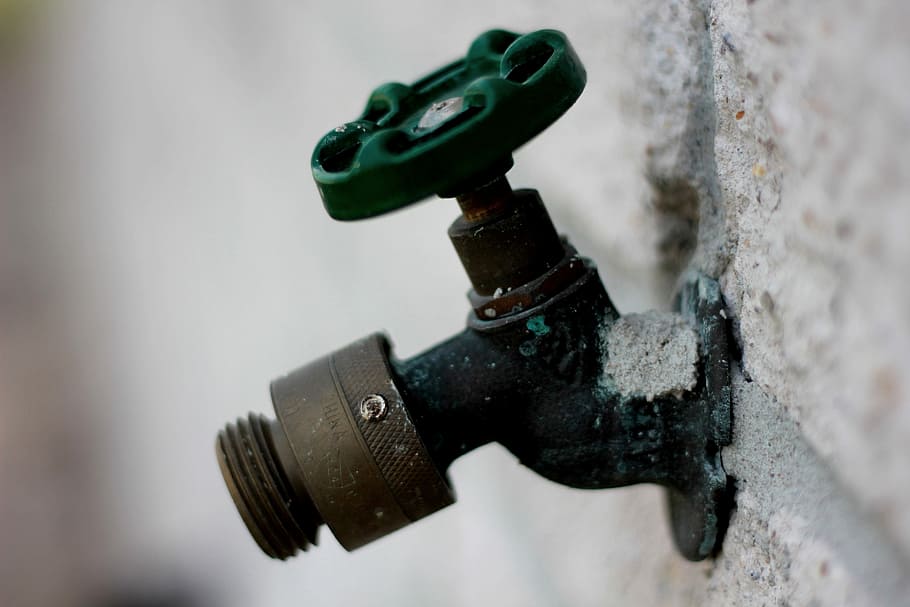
[526,315,551,336]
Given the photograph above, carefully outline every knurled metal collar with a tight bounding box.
[270,333,454,550]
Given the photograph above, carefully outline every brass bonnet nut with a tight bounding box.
[216,334,454,558]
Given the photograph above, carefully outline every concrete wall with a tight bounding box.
[631,1,910,605]
[1,1,908,605]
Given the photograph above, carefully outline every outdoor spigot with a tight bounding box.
[216,29,734,564]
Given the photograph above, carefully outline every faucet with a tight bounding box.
[215,29,734,563]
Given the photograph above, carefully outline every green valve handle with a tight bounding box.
[311,29,586,220]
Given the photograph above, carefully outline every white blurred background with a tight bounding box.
[0,2,703,606]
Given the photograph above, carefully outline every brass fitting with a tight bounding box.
[216,334,453,559]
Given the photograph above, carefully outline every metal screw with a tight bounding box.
[416,96,464,131]
[360,394,388,421]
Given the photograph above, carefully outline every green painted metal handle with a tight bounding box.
[311,29,587,220]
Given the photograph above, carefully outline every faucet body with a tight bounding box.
[218,180,733,563]
[215,28,734,565]
[396,200,732,560]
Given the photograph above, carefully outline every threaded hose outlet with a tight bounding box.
[216,334,454,558]
[216,414,321,559]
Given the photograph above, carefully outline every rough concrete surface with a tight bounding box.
[637,0,725,287]
[632,0,910,602]
[602,311,699,402]
[705,0,910,563]
[705,373,910,606]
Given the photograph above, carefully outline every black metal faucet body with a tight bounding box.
[215,24,735,568]
[395,184,732,560]
[397,266,623,489]
[217,178,733,563]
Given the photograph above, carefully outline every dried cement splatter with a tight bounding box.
[602,311,699,401]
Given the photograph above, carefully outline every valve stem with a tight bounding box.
[456,175,515,222]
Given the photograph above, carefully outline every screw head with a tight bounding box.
[416,96,464,132]
[360,394,388,422]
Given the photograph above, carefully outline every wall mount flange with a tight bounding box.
[667,272,734,559]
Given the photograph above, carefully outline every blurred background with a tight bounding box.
[0,2,688,606]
